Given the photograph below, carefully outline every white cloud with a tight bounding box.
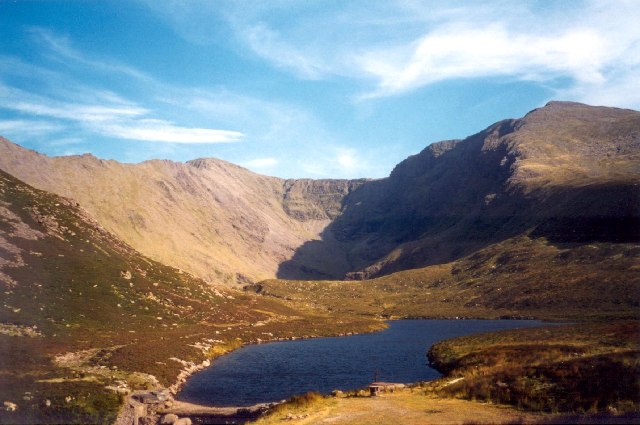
[0,119,63,136]
[100,119,243,144]
[358,25,609,98]
[0,83,244,144]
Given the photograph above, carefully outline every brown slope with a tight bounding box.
[0,168,381,424]
[284,101,640,279]
[0,139,365,284]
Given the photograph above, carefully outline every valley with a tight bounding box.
[0,101,638,424]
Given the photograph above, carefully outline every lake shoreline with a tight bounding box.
[175,319,548,408]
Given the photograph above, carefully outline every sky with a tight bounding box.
[0,0,639,179]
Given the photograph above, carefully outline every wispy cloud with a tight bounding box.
[0,24,359,175]
[0,31,244,145]
[28,27,152,82]
[358,25,608,98]
[101,119,242,144]
[243,24,328,79]
[0,119,63,136]
[142,0,640,107]
[157,86,335,150]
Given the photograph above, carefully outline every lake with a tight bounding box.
[177,319,545,406]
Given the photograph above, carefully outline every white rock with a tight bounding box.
[161,413,179,424]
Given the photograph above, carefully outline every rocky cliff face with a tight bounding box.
[1,102,638,283]
[282,178,367,221]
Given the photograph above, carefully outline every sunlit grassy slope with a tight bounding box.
[252,389,548,425]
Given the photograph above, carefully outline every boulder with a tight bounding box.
[160,413,179,424]
[3,401,17,412]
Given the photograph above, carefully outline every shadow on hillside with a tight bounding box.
[277,119,640,281]
[528,184,640,244]
[277,123,523,280]
[276,225,351,280]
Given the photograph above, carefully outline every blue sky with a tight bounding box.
[1,0,639,179]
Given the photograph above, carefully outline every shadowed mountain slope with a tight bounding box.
[281,101,639,279]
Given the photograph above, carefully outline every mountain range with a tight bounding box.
[1,100,639,423]
[1,101,638,286]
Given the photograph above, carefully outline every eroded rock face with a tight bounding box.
[282,178,367,221]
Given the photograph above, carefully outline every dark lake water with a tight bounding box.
[177,319,545,406]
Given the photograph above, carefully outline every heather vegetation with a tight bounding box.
[426,322,639,414]
[0,170,382,423]
[250,236,639,321]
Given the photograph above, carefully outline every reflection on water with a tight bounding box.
[177,319,545,406]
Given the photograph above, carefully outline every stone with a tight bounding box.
[3,401,17,412]
[161,413,179,424]
[173,418,192,425]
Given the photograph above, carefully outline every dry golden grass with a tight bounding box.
[252,388,547,425]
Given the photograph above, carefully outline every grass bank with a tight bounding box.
[426,321,640,415]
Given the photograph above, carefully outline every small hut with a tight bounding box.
[368,382,405,396]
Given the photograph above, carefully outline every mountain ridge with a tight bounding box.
[1,101,638,284]
[0,137,365,284]
[320,101,640,278]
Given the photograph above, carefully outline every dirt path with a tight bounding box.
[253,391,548,425]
